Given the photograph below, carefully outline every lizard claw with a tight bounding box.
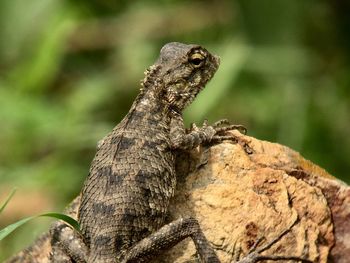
[194,120,249,151]
[212,119,230,127]
[190,122,199,130]
[211,135,238,144]
[211,119,247,135]
[184,120,248,150]
[203,119,209,127]
[215,124,247,135]
[187,122,200,133]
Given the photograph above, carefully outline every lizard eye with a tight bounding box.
[189,53,206,68]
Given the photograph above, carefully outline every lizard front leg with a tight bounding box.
[170,112,246,151]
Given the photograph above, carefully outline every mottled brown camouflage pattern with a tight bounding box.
[55,43,226,263]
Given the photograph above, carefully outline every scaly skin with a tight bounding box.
[56,42,226,263]
[6,43,309,263]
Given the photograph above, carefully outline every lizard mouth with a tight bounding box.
[211,55,220,73]
[214,55,221,66]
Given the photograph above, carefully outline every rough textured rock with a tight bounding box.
[154,131,335,262]
[235,131,350,263]
[6,131,350,262]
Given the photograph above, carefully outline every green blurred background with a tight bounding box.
[1,0,349,260]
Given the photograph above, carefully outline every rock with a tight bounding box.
[7,131,350,262]
[156,131,341,262]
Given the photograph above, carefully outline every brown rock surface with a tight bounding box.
[155,130,345,262]
[6,132,350,262]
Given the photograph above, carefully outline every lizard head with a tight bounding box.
[143,42,220,112]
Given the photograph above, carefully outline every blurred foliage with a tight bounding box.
[0,0,349,260]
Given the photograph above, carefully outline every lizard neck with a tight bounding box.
[133,89,169,118]
[131,64,172,119]
[122,65,172,128]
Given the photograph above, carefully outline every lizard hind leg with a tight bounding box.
[50,221,89,263]
[123,217,220,263]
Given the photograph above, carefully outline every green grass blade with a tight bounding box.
[0,188,17,214]
[0,213,79,241]
[0,216,34,241]
[40,213,80,231]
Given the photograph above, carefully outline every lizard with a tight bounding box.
[50,42,233,263]
[5,42,311,263]
[47,42,306,263]
[47,42,242,262]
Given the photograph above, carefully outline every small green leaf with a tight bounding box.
[0,188,17,214]
[40,213,80,231]
[0,212,80,241]
[0,216,34,241]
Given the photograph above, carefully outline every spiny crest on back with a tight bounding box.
[140,64,162,92]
